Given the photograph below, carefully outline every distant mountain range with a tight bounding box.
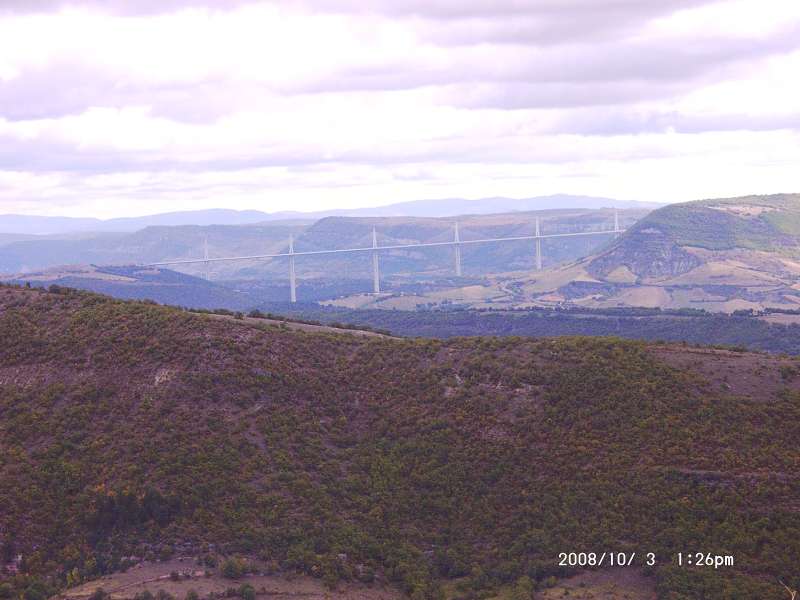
[0,208,650,286]
[0,209,304,235]
[11,194,800,314]
[0,194,659,234]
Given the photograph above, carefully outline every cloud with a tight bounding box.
[3,7,797,125]
[0,0,712,19]
[299,0,711,20]
[547,109,800,136]
[0,0,799,216]
[0,0,256,16]
[0,62,237,122]
[356,0,719,48]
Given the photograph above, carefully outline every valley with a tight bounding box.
[7,195,800,357]
[417,194,800,313]
[11,194,793,317]
[0,207,644,286]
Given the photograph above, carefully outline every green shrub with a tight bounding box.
[238,584,255,600]
[200,554,217,568]
[221,557,246,579]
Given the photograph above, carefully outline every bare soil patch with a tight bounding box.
[535,569,656,600]
[202,312,391,338]
[650,345,800,400]
[59,560,401,600]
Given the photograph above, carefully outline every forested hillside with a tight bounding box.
[0,285,799,600]
[278,305,800,355]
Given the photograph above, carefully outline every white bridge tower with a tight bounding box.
[288,234,297,303]
[372,227,381,294]
[454,222,462,277]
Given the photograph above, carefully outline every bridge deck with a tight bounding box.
[144,228,624,267]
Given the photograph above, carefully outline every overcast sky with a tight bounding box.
[1,0,799,218]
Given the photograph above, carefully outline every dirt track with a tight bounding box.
[202,312,393,338]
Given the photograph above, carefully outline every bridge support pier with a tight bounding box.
[203,236,210,280]
[535,217,542,271]
[288,234,297,303]
[454,222,462,277]
[372,227,381,294]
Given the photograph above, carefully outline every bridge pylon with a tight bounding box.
[203,236,210,280]
[372,227,381,294]
[535,217,542,271]
[454,222,462,277]
[288,234,297,303]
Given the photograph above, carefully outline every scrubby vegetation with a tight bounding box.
[638,193,800,252]
[0,284,799,599]
[273,304,800,355]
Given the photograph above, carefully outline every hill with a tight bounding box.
[5,265,256,310]
[542,193,800,312]
[271,304,800,355]
[0,209,649,298]
[394,194,800,313]
[0,210,294,235]
[0,196,658,235]
[0,285,798,600]
[9,261,800,355]
[12,260,800,357]
[308,194,657,218]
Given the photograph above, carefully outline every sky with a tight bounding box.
[1,0,799,218]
